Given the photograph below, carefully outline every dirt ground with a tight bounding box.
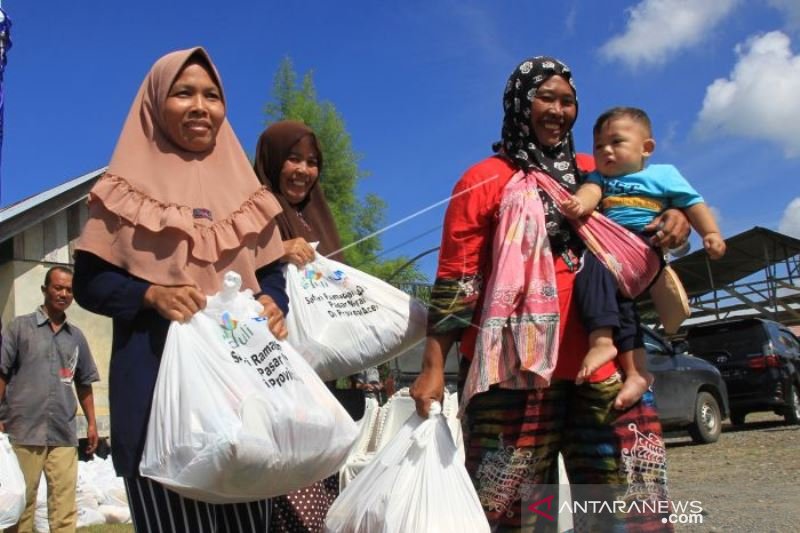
[75,414,798,533]
[665,412,800,532]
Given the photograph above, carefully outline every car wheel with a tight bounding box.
[784,381,800,426]
[730,410,746,426]
[688,392,722,444]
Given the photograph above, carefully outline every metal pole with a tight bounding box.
[703,254,719,319]
[762,238,777,320]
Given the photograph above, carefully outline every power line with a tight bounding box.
[328,173,499,258]
[355,224,443,267]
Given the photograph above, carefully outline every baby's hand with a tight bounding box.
[561,196,585,219]
[704,233,726,260]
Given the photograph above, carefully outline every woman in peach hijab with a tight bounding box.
[74,47,285,531]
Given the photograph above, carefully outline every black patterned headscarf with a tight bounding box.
[494,56,582,254]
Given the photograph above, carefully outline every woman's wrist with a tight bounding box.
[142,285,157,308]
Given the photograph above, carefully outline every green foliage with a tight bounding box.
[264,57,426,284]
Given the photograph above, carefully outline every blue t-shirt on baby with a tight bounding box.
[586,164,703,233]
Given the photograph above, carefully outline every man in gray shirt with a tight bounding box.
[0,266,99,533]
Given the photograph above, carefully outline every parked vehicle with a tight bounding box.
[389,341,460,392]
[390,326,729,444]
[685,318,800,426]
[644,327,729,444]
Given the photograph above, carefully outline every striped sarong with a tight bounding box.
[461,365,671,532]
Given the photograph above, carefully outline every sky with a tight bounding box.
[2,0,800,279]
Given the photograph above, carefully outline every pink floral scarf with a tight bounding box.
[460,170,560,413]
[536,172,662,298]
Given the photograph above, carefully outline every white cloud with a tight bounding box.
[659,120,679,153]
[778,197,800,237]
[768,0,800,30]
[565,2,578,34]
[599,0,739,68]
[693,31,800,157]
[446,3,512,67]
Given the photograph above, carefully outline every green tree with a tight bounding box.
[263,57,426,284]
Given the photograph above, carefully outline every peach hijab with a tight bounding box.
[76,47,284,294]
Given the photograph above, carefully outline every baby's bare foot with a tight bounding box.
[576,343,618,385]
[614,372,655,410]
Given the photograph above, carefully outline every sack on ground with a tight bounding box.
[81,455,128,508]
[32,458,131,530]
[0,433,25,529]
[35,491,106,533]
[140,272,359,504]
[285,252,427,381]
[324,402,489,533]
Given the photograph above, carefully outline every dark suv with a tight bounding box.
[685,318,800,426]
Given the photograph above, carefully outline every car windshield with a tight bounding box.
[687,323,766,357]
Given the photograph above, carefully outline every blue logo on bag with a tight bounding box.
[328,269,347,282]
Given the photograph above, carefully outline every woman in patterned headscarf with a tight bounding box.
[410,57,689,530]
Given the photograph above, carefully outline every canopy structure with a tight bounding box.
[638,227,800,330]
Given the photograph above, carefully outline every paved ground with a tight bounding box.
[666,412,799,532]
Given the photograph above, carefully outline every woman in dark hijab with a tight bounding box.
[254,120,344,266]
[253,120,354,533]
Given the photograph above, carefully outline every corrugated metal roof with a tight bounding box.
[638,226,800,328]
[0,167,106,223]
[669,226,800,295]
[0,167,107,243]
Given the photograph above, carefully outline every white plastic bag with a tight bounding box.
[82,456,127,508]
[36,505,106,533]
[0,433,25,528]
[98,504,131,524]
[324,403,490,533]
[338,388,464,491]
[285,252,427,381]
[140,272,359,503]
[36,470,105,533]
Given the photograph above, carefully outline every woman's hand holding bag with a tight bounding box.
[139,272,359,503]
[284,251,428,381]
[323,402,490,533]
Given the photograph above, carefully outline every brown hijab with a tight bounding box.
[76,47,284,294]
[253,120,344,262]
